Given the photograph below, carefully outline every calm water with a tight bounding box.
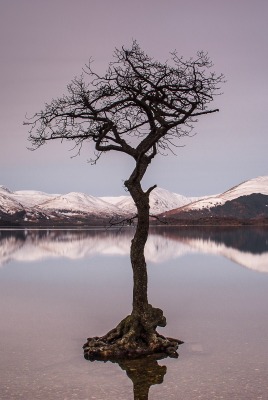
[0,227,268,399]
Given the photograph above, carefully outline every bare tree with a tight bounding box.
[26,41,224,359]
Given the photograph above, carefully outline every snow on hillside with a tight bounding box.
[221,176,268,201]
[99,195,129,206]
[178,176,268,212]
[0,192,24,214]
[0,186,58,212]
[101,187,199,215]
[99,195,135,215]
[0,176,267,218]
[37,192,120,216]
[149,187,199,214]
[13,190,59,207]
[0,185,13,194]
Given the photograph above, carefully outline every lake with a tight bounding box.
[0,227,268,399]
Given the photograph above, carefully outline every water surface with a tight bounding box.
[0,227,268,399]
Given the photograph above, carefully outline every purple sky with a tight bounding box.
[1,0,267,197]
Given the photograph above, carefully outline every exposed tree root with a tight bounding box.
[83,305,183,361]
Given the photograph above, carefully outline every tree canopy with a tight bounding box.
[27,41,224,171]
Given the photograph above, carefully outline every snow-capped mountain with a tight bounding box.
[174,176,268,212]
[0,189,24,214]
[148,187,200,214]
[0,186,56,224]
[37,192,121,217]
[0,185,199,226]
[100,187,199,216]
[0,176,267,226]
[0,185,58,208]
[11,190,59,207]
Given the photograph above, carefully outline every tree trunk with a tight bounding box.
[129,183,150,316]
[83,163,183,360]
[127,182,168,336]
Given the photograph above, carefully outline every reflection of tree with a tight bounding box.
[85,355,167,400]
[118,357,167,400]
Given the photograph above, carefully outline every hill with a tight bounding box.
[0,176,268,227]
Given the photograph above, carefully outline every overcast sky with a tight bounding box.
[1,0,267,197]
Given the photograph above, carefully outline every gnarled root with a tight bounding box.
[83,305,183,361]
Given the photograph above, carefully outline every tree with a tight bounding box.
[26,41,224,359]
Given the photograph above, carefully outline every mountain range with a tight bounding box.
[0,176,268,226]
[160,176,268,225]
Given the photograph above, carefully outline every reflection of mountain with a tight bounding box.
[0,229,191,265]
[0,227,267,273]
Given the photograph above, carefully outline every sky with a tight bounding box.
[0,0,267,197]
